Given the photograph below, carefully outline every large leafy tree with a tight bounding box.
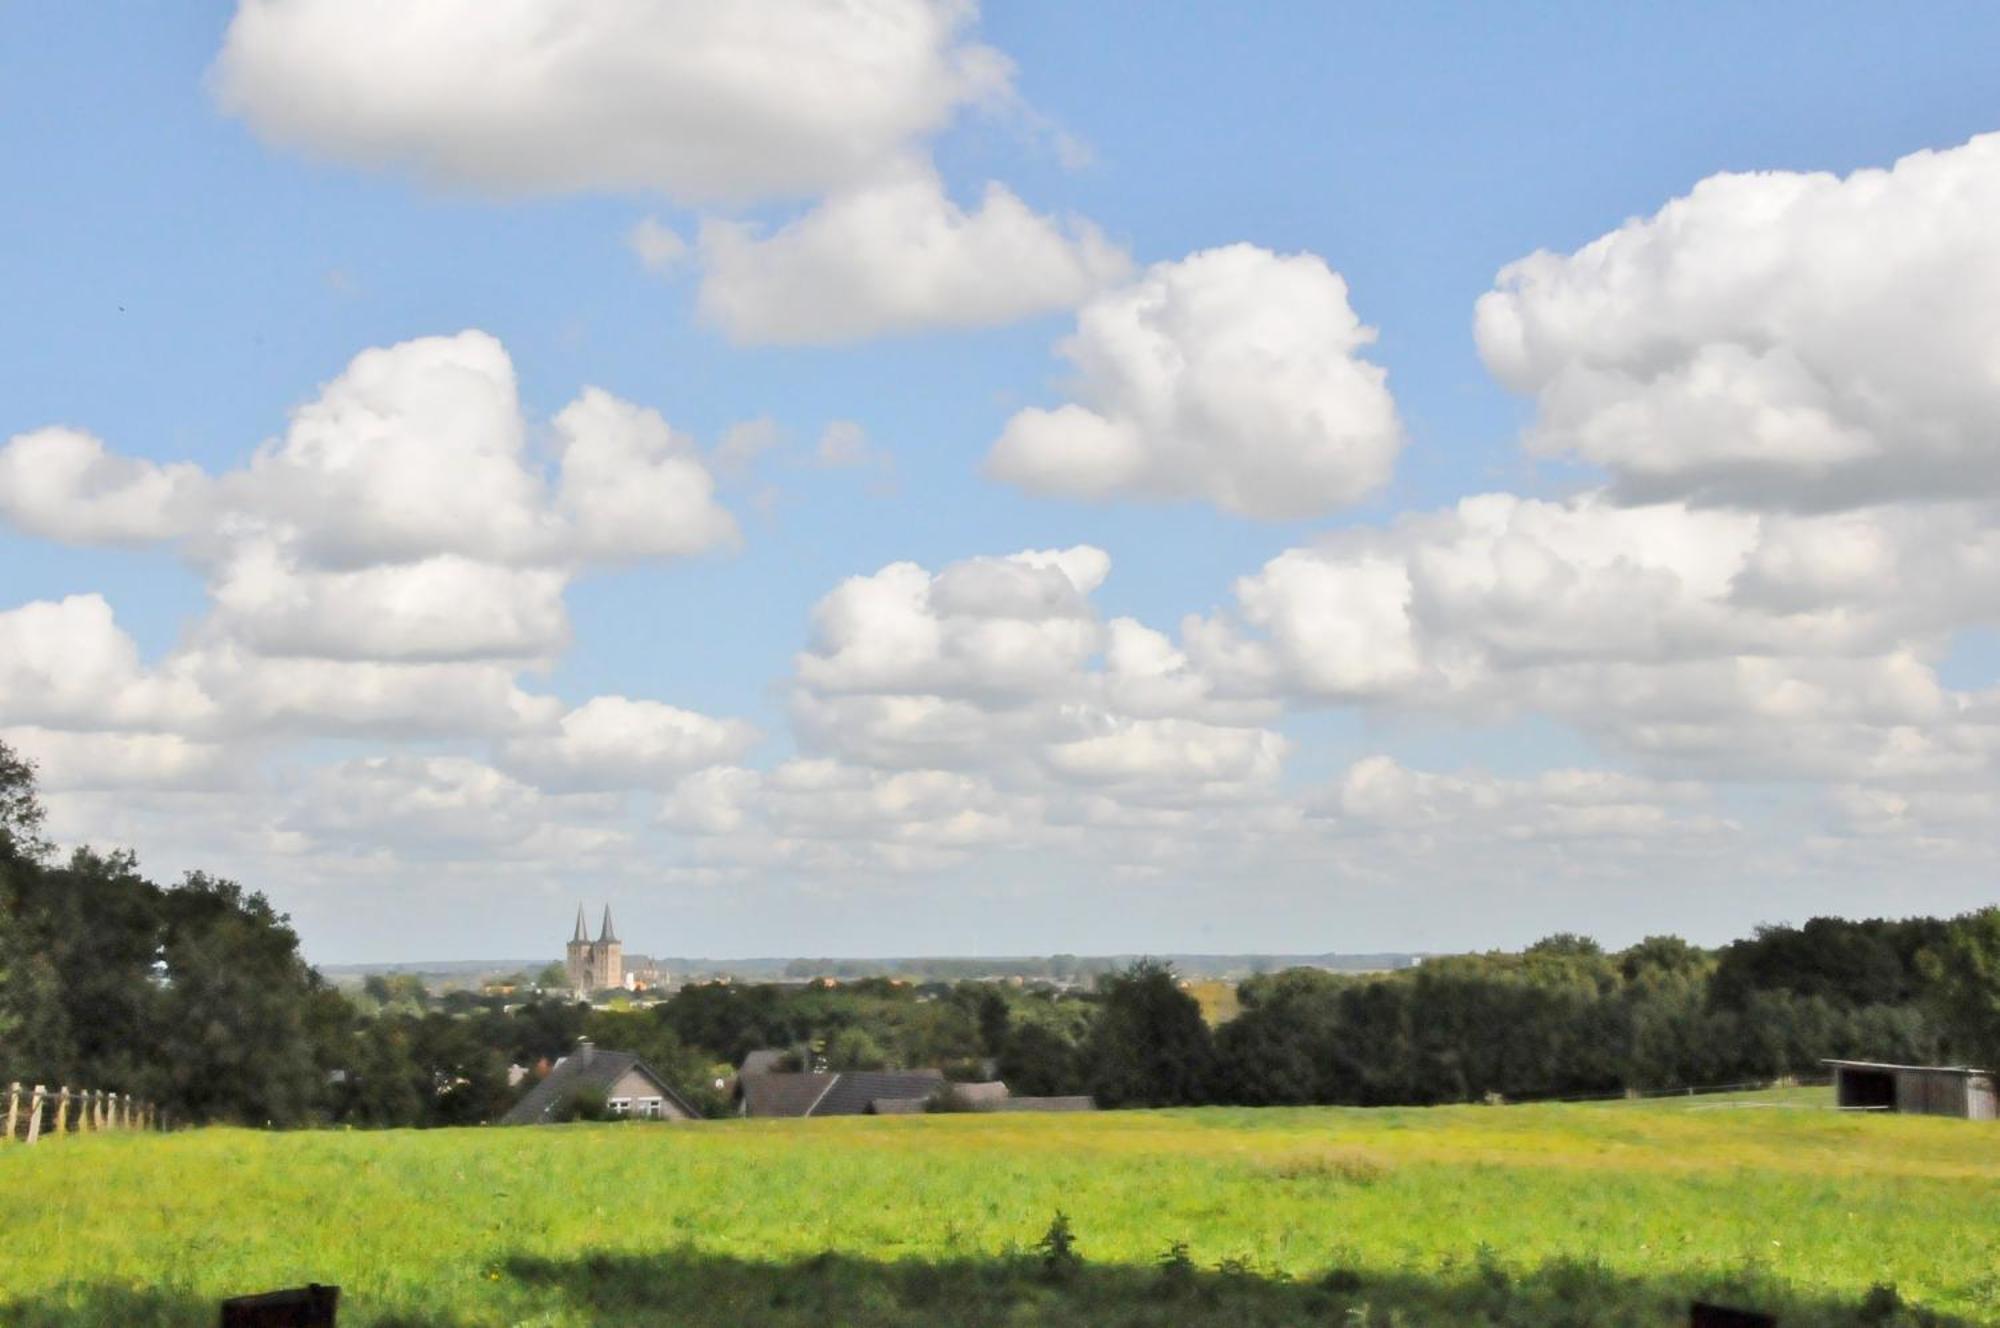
[1082,961,1216,1107]
[151,873,331,1125]
[1920,908,2000,1068]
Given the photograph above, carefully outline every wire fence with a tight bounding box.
[3,1081,164,1144]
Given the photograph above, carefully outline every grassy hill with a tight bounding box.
[3,1088,1996,1326]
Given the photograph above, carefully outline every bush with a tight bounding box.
[1034,1210,1080,1282]
[551,1086,611,1122]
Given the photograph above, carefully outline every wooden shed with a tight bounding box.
[1824,1060,1997,1120]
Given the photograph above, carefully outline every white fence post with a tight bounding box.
[24,1085,44,1145]
[3,1082,17,1142]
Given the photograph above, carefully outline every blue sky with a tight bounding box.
[3,2,1997,962]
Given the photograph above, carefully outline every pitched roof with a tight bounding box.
[740,1071,838,1118]
[737,1068,949,1118]
[598,905,619,945]
[499,1045,699,1125]
[811,1070,946,1117]
[571,905,589,944]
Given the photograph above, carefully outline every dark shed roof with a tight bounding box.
[740,1071,838,1118]
[500,1044,700,1125]
[812,1070,946,1117]
[739,1069,946,1117]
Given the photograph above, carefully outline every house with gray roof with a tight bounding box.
[501,1039,701,1125]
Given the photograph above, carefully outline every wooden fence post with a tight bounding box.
[25,1085,45,1145]
[96,1090,108,1131]
[4,1082,17,1142]
[55,1086,70,1135]
[122,1095,133,1130]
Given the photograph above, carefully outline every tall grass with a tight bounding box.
[2,1089,1995,1325]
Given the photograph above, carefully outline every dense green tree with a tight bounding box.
[151,874,329,1125]
[997,1020,1083,1096]
[1919,907,2000,1068]
[1082,962,1215,1107]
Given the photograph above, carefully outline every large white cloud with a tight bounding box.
[0,429,212,544]
[0,332,739,573]
[211,0,1009,205]
[286,755,628,859]
[203,545,572,663]
[696,162,1130,344]
[0,334,755,782]
[1192,488,2000,785]
[0,595,212,732]
[1477,132,2000,509]
[797,546,1110,701]
[767,544,1297,866]
[553,388,741,560]
[987,244,1404,519]
[502,697,759,790]
[662,757,1038,874]
[1320,755,1732,844]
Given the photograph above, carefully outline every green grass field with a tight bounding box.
[3,1089,1996,1326]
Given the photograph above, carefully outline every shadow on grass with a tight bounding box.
[4,1248,1981,1327]
[497,1249,1976,1328]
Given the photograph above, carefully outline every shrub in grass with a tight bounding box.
[1035,1210,1080,1282]
[1155,1240,1196,1298]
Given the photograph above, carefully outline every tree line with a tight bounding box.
[4,738,1997,1126]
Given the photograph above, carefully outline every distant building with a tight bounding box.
[565,905,623,995]
[1826,1059,1997,1120]
[501,1040,700,1125]
[622,953,667,991]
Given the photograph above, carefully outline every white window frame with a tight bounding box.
[608,1097,632,1116]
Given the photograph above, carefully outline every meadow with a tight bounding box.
[3,1088,1996,1326]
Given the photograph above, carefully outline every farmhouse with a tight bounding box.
[501,1040,700,1125]
[1825,1059,1998,1120]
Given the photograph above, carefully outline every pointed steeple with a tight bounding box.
[598,904,619,945]
[571,904,589,945]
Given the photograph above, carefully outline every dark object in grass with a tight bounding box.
[1859,1284,1905,1323]
[1691,1302,1776,1328]
[219,1283,339,1327]
[1155,1240,1195,1297]
[1035,1210,1081,1281]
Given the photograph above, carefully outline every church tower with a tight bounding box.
[564,903,625,995]
[596,905,624,993]
[565,905,593,995]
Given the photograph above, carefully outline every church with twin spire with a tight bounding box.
[565,904,623,996]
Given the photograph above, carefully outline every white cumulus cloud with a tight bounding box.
[1477,132,2000,509]
[987,244,1404,519]
[696,162,1130,344]
[212,0,1010,205]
